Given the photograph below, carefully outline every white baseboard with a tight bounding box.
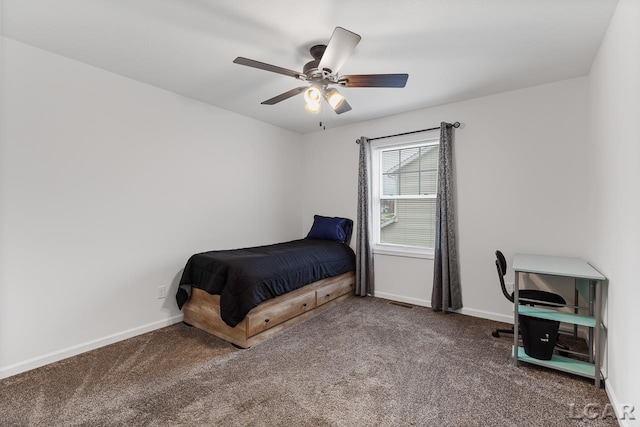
[457,307,512,324]
[605,380,638,426]
[373,291,514,324]
[373,291,431,308]
[0,314,184,380]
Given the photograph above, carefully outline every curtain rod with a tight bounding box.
[356,121,460,144]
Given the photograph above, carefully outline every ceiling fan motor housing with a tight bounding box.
[304,44,332,80]
[303,59,320,75]
[309,44,326,60]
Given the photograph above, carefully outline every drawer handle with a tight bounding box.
[264,319,270,323]
[303,303,307,307]
[326,293,331,297]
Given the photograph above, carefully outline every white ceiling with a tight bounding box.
[2,0,617,134]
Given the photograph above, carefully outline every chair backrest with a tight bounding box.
[495,250,514,303]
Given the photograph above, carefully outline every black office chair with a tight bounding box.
[492,250,566,338]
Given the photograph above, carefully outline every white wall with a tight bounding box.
[302,77,591,322]
[0,38,303,378]
[588,0,640,422]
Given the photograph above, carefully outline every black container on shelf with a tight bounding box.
[520,315,560,360]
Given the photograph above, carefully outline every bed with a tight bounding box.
[175,216,356,348]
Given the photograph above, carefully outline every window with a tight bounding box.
[372,137,439,257]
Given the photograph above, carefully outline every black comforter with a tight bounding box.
[176,239,356,327]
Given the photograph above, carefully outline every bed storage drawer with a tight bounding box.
[184,272,355,348]
[316,277,355,306]
[246,291,317,337]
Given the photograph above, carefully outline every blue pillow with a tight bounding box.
[306,215,353,243]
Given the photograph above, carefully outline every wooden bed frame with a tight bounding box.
[182,271,355,348]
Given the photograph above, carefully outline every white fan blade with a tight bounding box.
[318,27,361,74]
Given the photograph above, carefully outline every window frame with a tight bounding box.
[371,134,440,259]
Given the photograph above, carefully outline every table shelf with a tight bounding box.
[513,346,596,378]
[518,305,596,328]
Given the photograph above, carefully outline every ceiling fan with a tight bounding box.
[233,27,409,115]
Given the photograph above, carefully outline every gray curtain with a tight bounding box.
[355,137,374,296]
[431,123,462,312]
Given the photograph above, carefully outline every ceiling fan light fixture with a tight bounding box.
[304,86,321,102]
[325,89,345,110]
[304,86,322,114]
[305,102,321,114]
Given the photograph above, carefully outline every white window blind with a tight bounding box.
[375,140,439,252]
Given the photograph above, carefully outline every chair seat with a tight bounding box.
[518,289,566,307]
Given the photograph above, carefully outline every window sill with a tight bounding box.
[373,247,434,260]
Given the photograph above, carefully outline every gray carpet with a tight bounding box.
[0,297,614,426]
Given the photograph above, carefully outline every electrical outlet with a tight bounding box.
[157,286,167,299]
